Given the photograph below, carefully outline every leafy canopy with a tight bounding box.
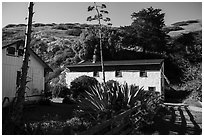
[131,7,167,53]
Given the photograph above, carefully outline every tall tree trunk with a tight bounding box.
[95,3,106,83]
[11,2,34,131]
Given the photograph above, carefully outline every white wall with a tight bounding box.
[66,69,162,93]
[2,46,44,105]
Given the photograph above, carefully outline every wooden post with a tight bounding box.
[11,2,34,129]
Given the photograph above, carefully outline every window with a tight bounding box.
[18,49,24,56]
[7,47,16,56]
[140,70,147,77]
[148,87,156,91]
[115,70,122,77]
[16,71,21,87]
[93,71,99,77]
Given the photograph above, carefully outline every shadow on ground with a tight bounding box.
[141,106,202,135]
[2,102,77,134]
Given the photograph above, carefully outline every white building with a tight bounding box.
[2,40,52,106]
[65,59,165,94]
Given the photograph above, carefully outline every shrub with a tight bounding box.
[58,86,71,98]
[33,23,46,27]
[50,84,71,98]
[70,75,99,98]
[65,117,90,133]
[62,96,76,104]
[52,24,68,30]
[5,24,17,28]
[38,98,51,106]
[38,90,52,105]
[106,80,120,90]
[77,83,143,123]
[66,29,82,36]
[76,82,166,134]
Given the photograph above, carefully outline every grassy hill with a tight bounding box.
[165,19,202,37]
[2,19,202,101]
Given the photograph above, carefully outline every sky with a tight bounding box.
[2,1,202,27]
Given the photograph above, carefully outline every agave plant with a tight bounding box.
[77,84,110,113]
[77,82,143,115]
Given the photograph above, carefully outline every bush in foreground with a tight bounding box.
[75,82,166,134]
[70,75,99,98]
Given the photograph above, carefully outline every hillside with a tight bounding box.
[2,19,201,66]
[2,19,202,101]
[165,19,202,37]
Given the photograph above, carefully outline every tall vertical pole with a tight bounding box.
[11,2,34,128]
[95,3,106,83]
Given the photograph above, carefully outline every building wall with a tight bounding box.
[66,69,162,93]
[2,46,44,106]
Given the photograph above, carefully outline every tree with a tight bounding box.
[87,2,112,83]
[11,2,34,133]
[131,7,167,53]
[118,26,139,49]
[78,26,117,61]
[79,26,100,60]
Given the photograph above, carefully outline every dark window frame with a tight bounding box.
[115,70,122,77]
[16,71,21,87]
[7,47,16,56]
[140,70,147,77]
[93,71,99,77]
[148,87,156,91]
[17,49,24,56]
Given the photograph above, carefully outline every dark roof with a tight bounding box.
[67,59,164,68]
[2,40,53,72]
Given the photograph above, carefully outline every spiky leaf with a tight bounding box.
[88,6,95,11]
[100,10,109,14]
[101,4,106,9]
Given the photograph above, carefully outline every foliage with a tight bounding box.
[70,75,99,98]
[2,16,201,103]
[46,68,64,83]
[131,7,167,53]
[106,80,120,89]
[116,26,138,49]
[75,83,165,134]
[87,3,112,26]
[181,63,202,101]
[33,23,46,27]
[38,98,51,106]
[66,29,82,36]
[87,2,112,82]
[57,85,71,98]
[62,95,76,104]
[24,117,91,134]
[133,90,165,129]
[78,26,118,61]
[77,83,143,122]
[39,90,52,105]
[65,117,90,133]
[170,32,202,62]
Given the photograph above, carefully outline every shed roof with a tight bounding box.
[67,59,164,68]
[2,40,53,72]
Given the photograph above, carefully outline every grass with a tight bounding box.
[23,102,76,123]
[22,101,80,135]
[2,101,78,134]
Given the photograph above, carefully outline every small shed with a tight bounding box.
[2,40,52,106]
[65,59,165,94]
